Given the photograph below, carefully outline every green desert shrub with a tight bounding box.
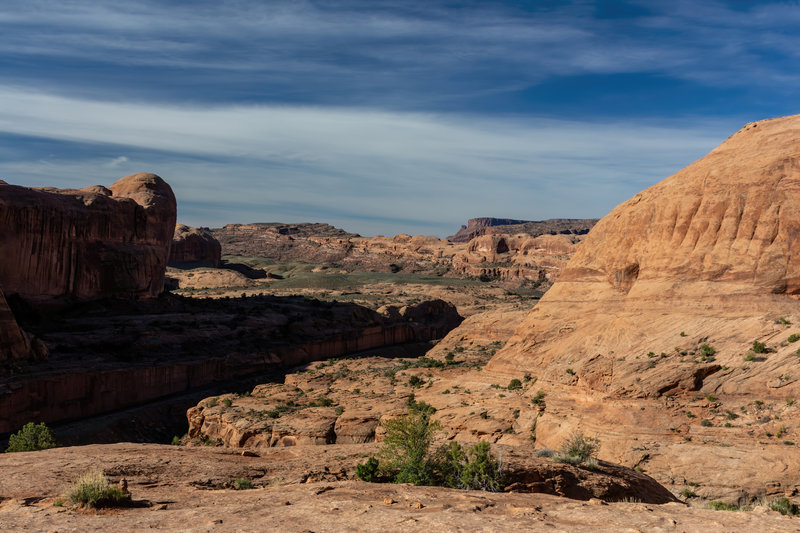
[770,497,800,516]
[359,401,502,491]
[507,378,523,391]
[708,500,738,511]
[788,334,800,343]
[6,422,58,453]
[67,470,130,508]
[699,344,716,357]
[379,401,441,485]
[356,456,380,482]
[554,432,599,466]
[752,341,767,354]
[438,440,503,491]
[232,478,253,490]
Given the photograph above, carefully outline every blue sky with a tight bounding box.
[1,1,799,236]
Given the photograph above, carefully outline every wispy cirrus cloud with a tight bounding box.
[1,1,798,235]
[2,1,799,110]
[0,86,737,236]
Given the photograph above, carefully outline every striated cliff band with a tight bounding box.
[0,173,176,303]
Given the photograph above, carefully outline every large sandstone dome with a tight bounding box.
[487,115,800,398]
[0,173,177,302]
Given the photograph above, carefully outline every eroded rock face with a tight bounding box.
[0,173,176,302]
[0,286,32,360]
[451,233,580,283]
[487,115,800,400]
[169,224,222,267]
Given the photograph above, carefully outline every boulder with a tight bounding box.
[169,224,222,268]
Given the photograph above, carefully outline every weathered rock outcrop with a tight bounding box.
[0,173,176,302]
[169,224,222,267]
[488,115,800,400]
[0,286,32,360]
[451,233,580,282]
[448,217,597,243]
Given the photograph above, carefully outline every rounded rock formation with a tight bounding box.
[0,173,177,302]
[487,114,800,399]
[169,224,222,268]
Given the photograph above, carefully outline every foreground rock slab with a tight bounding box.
[0,443,795,532]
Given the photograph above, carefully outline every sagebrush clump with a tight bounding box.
[554,432,599,467]
[67,470,130,508]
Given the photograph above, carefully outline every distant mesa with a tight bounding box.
[488,114,800,398]
[447,217,598,243]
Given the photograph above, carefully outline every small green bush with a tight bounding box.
[700,344,716,357]
[356,456,380,482]
[439,440,502,491]
[233,478,253,490]
[770,497,800,516]
[408,375,425,388]
[379,403,441,485]
[222,398,232,408]
[6,422,58,453]
[372,402,503,492]
[554,432,599,466]
[681,488,696,498]
[531,391,546,407]
[752,341,767,354]
[708,500,738,511]
[67,470,130,508]
[507,379,523,390]
[788,334,800,343]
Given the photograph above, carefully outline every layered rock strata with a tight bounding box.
[0,296,461,433]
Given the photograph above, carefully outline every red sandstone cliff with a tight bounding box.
[0,173,176,302]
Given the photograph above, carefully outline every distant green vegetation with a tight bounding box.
[222,255,482,290]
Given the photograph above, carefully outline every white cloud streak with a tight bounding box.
[0,86,737,236]
[2,0,799,106]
